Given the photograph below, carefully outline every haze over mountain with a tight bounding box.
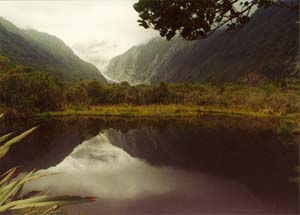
[0,17,106,83]
[104,5,299,85]
[0,0,158,70]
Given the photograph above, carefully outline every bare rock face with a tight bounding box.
[104,5,298,84]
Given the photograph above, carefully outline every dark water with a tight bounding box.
[0,116,299,214]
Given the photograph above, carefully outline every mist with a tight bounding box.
[0,0,158,69]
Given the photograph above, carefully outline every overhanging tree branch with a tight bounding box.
[134,0,298,40]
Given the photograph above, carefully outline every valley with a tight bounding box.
[0,1,299,215]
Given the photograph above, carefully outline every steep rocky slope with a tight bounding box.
[0,17,106,83]
[104,5,299,84]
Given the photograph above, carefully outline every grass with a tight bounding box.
[37,105,300,122]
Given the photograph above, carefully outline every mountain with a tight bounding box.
[0,17,106,83]
[104,5,299,84]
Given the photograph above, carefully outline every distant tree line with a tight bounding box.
[0,56,299,116]
[0,57,62,114]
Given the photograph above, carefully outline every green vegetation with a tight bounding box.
[1,56,300,120]
[134,0,298,40]
[107,5,298,84]
[38,105,299,122]
[0,114,95,214]
[0,69,62,116]
[0,17,106,83]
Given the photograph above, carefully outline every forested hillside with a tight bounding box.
[0,17,106,83]
[1,55,299,118]
[104,5,298,84]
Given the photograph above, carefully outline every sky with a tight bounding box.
[0,0,159,69]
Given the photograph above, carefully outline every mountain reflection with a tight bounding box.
[25,130,290,214]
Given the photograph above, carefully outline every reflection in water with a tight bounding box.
[32,133,177,199]
[2,117,298,214]
[26,131,286,214]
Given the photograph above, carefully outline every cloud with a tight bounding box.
[72,40,121,69]
[0,0,159,69]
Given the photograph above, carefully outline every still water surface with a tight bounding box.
[0,116,299,214]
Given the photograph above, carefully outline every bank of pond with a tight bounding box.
[1,59,300,119]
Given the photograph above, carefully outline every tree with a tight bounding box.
[0,66,62,113]
[83,80,107,104]
[134,0,298,40]
[65,83,90,107]
[147,82,170,104]
[107,82,132,104]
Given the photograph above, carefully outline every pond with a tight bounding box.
[0,116,299,214]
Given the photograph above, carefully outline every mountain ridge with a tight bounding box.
[104,5,299,84]
[0,17,106,83]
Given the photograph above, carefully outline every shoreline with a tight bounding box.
[35,105,300,122]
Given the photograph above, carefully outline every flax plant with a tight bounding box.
[0,114,95,214]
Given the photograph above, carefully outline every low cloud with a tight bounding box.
[72,41,121,69]
[0,0,158,69]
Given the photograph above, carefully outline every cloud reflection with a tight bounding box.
[25,130,266,214]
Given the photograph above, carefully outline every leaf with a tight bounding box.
[0,125,97,213]
[0,132,14,144]
[23,208,39,215]
[166,31,176,40]
[0,170,36,206]
[133,3,142,12]
[239,16,251,25]
[0,169,96,212]
[41,205,60,215]
[160,28,168,37]
[18,190,42,200]
[0,126,39,159]
[0,167,18,187]
[0,195,96,211]
[138,20,149,29]
[0,170,52,206]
